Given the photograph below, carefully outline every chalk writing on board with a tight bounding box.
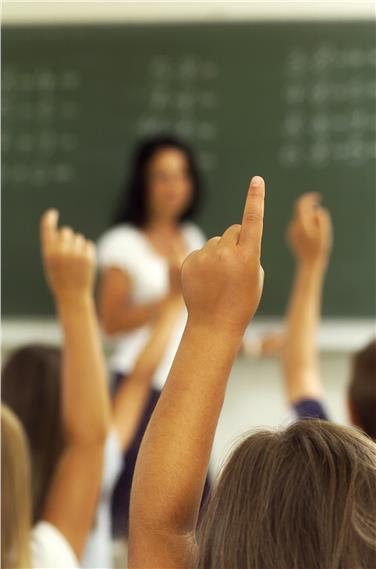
[136,55,219,171]
[175,120,195,137]
[60,133,77,151]
[178,57,198,81]
[17,134,33,153]
[2,66,80,185]
[280,44,376,168]
[60,71,80,90]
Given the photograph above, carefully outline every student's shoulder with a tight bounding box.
[182,222,206,251]
[292,398,329,422]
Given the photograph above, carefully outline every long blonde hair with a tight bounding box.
[198,420,376,569]
[1,405,31,568]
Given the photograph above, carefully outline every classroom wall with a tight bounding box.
[212,353,349,473]
[2,0,374,24]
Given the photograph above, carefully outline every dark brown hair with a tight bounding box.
[113,135,203,228]
[198,420,376,569]
[2,345,64,524]
[349,339,376,440]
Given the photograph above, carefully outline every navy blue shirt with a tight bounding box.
[293,398,329,421]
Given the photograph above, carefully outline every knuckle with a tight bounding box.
[229,223,241,232]
[208,236,220,244]
[244,211,263,224]
[219,246,233,258]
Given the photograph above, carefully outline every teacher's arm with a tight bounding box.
[98,267,172,334]
[112,295,183,451]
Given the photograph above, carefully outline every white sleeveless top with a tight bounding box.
[31,522,79,568]
[97,222,206,389]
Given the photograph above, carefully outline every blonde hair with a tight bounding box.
[198,420,376,569]
[1,405,31,568]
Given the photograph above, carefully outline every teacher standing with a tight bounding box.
[97,135,206,537]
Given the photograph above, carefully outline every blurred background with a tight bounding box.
[2,1,375,471]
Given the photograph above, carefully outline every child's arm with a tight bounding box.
[129,176,265,569]
[112,296,183,451]
[40,211,111,558]
[282,194,332,406]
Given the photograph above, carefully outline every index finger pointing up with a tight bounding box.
[40,209,59,247]
[239,176,265,253]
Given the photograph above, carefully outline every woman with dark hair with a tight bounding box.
[97,135,207,537]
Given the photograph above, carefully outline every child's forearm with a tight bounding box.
[58,294,111,444]
[130,321,241,541]
[283,260,326,403]
[40,210,112,557]
[129,176,265,569]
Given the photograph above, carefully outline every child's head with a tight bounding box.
[348,339,376,440]
[198,420,376,569]
[1,404,32,568]
[2,345,64,523]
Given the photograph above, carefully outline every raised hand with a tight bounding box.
[37,211,110,558]
[129,177,266,569]
[40,209,96,302]
[181,176,265,335]
[287,193,332,267]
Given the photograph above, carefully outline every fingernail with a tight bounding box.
[251,176,263,187]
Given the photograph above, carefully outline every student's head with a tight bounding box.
[198,420,376,569]
[113,135,202,227]
[1,405,32,568]
[348,339,376,440]
[2,345,64,524]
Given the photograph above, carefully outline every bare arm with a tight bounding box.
[112,296,183,451]
[129,177,265,569]
[40,211,111,558]
[282,194,332,404]
[98,267,166,334]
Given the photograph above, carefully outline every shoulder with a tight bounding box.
[97,224,145,270]
[181,222,206,251]
[292,398,329,421]
[97,224,143,252]
[31,522,79,568]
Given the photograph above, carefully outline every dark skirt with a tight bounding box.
[111,373,211,538]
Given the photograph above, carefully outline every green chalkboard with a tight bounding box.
[2,21,375,317]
